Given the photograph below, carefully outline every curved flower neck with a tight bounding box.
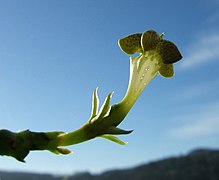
[118,51,162,115]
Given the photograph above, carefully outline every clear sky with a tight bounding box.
[0,0,219,175]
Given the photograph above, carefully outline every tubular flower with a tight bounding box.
[0,29,182,162]
[117,30,182,114]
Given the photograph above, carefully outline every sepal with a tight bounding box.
[49,147,72,155]
[96,92,113,119]
[100,134,127,145]
[89,87,100,121]
[105,127,133,135]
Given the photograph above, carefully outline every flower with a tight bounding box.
[57,30,183,147]
[117,30,182,114]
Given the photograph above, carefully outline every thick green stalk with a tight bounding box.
[57,126,91,146]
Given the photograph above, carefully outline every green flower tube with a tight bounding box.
[116,30,182,116]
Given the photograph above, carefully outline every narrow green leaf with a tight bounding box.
[100,134,127,145]
[57,147,72,155]
[48,147,72,155]
[89,87,99,121]
[97,92,113,119]
[105,127,133,135]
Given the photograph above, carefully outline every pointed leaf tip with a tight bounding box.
[105,127,133,135]
[100,135,128,145]
[89,87,100,120]
[49,147,72,155]
[97,92,113,119]
[57,147,72,155]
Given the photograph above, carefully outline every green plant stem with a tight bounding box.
[57,126,90,146]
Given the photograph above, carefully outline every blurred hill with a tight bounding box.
[1,148,219,180]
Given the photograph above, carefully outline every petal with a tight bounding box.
[159,64,174,78]
[157,40,182,64]
[118,33,142,55]
[141,30,160,51]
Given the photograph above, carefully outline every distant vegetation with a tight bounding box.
[1,148,219,180]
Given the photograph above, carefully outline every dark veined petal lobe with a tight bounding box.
[157,40,182,64]
[118,33,142,55]
[141,30,160,51]
[159,64,174,78]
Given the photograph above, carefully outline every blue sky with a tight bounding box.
[0,0,219,175]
